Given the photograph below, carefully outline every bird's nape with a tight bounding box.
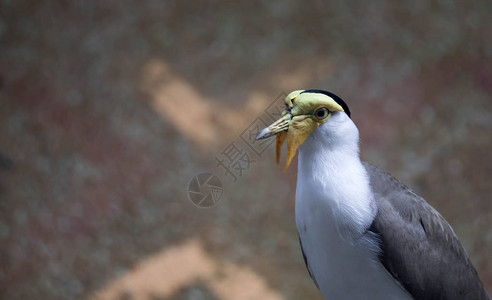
[257,89,490,300]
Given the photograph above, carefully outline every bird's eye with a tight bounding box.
[314,107,329,120]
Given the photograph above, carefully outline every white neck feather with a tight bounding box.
[297,112,376,237]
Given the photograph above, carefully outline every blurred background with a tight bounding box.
[1,1,491,299]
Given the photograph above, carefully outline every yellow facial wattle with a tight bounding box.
[256,90,344,171]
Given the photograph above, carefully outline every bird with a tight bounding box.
[255,89,490,300]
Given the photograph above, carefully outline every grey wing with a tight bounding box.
[363,162,490,300]
[299,236,319,289]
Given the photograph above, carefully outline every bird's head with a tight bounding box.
[256,89,351,171]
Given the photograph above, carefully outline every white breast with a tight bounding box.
[295,117,412,300]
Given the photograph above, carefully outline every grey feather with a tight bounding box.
[364,162,490,300]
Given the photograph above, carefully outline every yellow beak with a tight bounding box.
[256,113,318,172]
[256,89,346,171]
[255,113,291,140]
